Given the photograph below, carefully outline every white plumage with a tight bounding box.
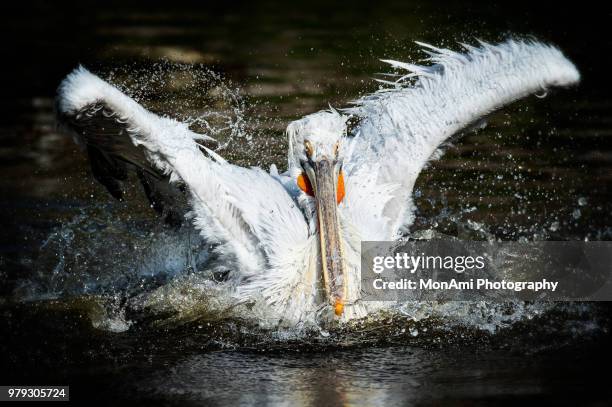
[344,39,579,240]
[56,39,580,325]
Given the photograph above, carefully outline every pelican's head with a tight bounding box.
[287,110,350,316]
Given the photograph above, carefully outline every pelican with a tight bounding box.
[56,39,579,324]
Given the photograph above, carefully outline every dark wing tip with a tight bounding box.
[58,101,187,224]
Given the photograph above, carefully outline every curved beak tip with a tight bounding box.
[334,300,344,316]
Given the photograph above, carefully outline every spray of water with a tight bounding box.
[13,64,606,347]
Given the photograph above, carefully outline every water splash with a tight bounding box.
[14,198,604,350]
[11,63,608,349]
[107,62,247,141]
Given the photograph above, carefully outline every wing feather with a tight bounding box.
[56,67,309,281]
[344,39,580,238]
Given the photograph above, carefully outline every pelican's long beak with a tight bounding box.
[308,159,347,316]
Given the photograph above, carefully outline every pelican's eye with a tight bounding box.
[333,142,340,157]
[304,140,314,158]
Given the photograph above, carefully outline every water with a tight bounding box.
[2,1,612,404]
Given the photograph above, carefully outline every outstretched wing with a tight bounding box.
[56,68,212,225]
[56,67,309,280]
[344,39,580,239]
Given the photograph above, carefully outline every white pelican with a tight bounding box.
[56,39,579,324]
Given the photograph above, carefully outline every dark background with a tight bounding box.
[3,1,612,109]
[1,1,611,405]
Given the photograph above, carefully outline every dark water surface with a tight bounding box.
[2,1,612,405]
